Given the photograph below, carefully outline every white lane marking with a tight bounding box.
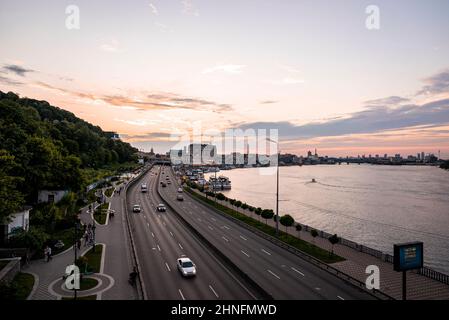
[241,250,250,257]
[147,223,149,227]
[337,295,345,300]
[178,289,185,300]
[211,218,216,222]
[261,249,272,256]
[151,232,155,238]
[291,267,305,276]
[208,225,214,230]
[165,262,171,272]
[209,285,219,298]
[197,218,202,222]
[222,236,229,242]
[170,231,174,237]
[240,235,248,241]
[222,225,230,230]
[157,245,161,251]
[178,243,183,250]
[267,269,280,280]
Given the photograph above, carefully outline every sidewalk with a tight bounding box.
[192,189,449,300]
[25,181,137,300]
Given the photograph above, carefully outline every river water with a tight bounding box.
[205,165,449,274]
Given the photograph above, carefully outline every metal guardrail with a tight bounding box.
[123,165,153,300]
[186,188,395,300]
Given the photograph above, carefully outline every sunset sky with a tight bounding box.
[1,0,449,157]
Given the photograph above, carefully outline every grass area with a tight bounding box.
[0,260,9,271]
[93,203,109,224]
[81,245,103,273]
[0,272,35,300]
[186,188,345,264]
[79,277,99,291]
[104,187,114,197]
[61,295,97,300]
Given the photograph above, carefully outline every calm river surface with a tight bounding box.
[206,165,449,274]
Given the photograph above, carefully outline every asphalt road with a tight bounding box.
[127,166,259,300]
[159,166,375,300]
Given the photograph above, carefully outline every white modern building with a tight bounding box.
[0,206,32,243]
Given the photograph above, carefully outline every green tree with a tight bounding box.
[0,150,24,223]
[279,214,295,232]
[8,227,49,251]
[328,234,339,255]
[261,209,274,224]
[310,229,318,243]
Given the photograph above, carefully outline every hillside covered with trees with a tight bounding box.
[0,90,138,223]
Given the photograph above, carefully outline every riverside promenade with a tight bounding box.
[191,188,449,300]
[24,181,138,300]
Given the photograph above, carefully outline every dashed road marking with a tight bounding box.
[337,295,345,300]
[267,270,280,280]
[240,235,247,241]
[222,236,229,242]
[208,225,214,230]
[241,250,250,257]
[211,218,217,222]
[261,249,272,256]
[209,285,219,298]
[170,231,174,237]
[165,262,171,272]
[157,245,161,252]
[178,289,185,300]
[151,232,155,238]
[178,243,183,250]
[291,267,305,276]
[222,225,230,230]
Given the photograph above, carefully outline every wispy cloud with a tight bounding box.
[2,64,35,77]
[100,38,120,52]
[202,64,246,75]
[279,64,301,73]
[418,68,449,95]
[0,74,24,86]
[260,100,279,105]
[364,96,410,106]
[33,80,232,113]
[237,98,449,139]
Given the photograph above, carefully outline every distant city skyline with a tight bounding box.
[1,0,449,157]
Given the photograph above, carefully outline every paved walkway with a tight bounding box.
[193,189,449,300]
[25,180,138,300]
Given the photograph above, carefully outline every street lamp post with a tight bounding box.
[92,224,96,252]
[267,138,280,237]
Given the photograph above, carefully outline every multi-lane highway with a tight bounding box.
[127,166,259,300]
[158,166,375,300]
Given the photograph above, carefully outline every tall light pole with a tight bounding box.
[267,138,280,237]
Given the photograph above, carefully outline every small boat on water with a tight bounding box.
[208,176,232,190]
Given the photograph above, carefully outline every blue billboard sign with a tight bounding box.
[393,242,424,272]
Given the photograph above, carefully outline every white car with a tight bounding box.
[157,204,166,212]
[177,257,196,277]
[133,204,141,213]
[177,194,184,201]
[177,188,183,193]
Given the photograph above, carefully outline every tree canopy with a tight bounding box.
[0,91,138,222]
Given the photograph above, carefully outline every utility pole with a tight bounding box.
[275,151,279,237]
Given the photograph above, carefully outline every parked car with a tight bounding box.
[177,188,183,193]
[177,257,196,277]
[157,204,166,212]
[133,204,141,213]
